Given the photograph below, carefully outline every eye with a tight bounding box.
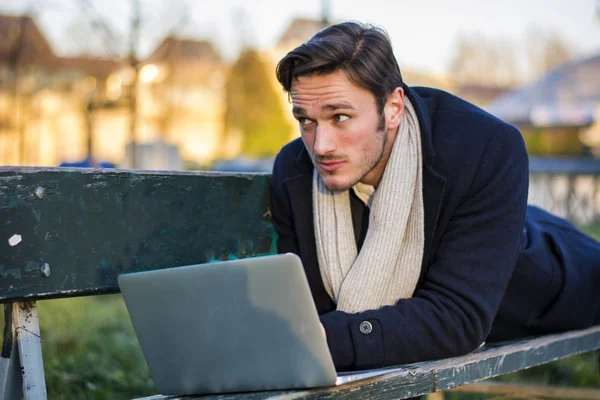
[298,117,313,126]
[334,114,350,122]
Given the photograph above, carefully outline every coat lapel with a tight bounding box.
[405,85,447,285]
[420,166,446,285]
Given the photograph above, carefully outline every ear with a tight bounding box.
[385,87,405,131]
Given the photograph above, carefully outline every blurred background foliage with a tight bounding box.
[521,127,590,156]
[0,1,597,171]
[224,49,293,158]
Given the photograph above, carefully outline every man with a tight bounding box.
[270,21,600,371]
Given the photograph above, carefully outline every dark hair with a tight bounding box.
[276,21,403,114]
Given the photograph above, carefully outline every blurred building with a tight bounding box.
[0,13,128,166]
[0,13,228,169]
[0,13,519,169]
[272,17,329,62]
[487,53,600,222]
[59,56,126,165]
[80,35,226,169]
[488,53,600,156]
[133,37,226,165]
[0,14,67,166]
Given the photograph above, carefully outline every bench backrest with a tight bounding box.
[0,167,276,303]
[5,158,600,302]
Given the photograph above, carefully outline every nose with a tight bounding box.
[313,124,336,156]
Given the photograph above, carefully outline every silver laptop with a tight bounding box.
[118,253,398,395]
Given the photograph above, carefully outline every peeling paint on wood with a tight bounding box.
[12,301,47,399]
[133,325,600,400]
[0,167,276,302]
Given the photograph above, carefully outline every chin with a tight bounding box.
[320,174,356,192]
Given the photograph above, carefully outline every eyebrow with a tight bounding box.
[292,107,306,116]
[323,103,356,112]
[292,103,355,116]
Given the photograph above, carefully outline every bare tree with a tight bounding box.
[7,11,45,165]
[9,15,31,164]
[450,28,576,88]
[64,20,119,57]
[144,2,190,143]
[68,0,190,168]
[127,0,140,168]
[74,0,124,58]
[449,33,521,87]
[527,28,574,78]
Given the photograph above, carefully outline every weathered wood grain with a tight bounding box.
[0,167,276,302]
[448,382,600,399]
[134,325,600,400]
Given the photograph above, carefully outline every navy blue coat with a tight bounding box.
[270,85,600,371]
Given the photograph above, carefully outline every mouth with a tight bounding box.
[317,160,345,172]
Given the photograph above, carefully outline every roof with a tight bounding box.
[60,56,124,79]
[487,53,600,127]
[0,14,60,68]
[145,37,221,64]
[0,14,123,78]
[277,17,330,46]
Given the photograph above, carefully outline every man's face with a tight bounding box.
[291,71,401,191]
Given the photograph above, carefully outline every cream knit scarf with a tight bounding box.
[313,98,424,314]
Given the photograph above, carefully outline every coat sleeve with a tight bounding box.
[320,124,529,370]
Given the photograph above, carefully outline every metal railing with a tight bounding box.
[529,157,600,225]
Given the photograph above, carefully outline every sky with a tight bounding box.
[1,0,599,76]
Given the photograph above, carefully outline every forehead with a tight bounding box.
[290,71,375,110]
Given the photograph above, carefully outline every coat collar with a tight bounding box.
[404,84,436,169]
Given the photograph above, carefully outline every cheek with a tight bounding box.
[341,123,376,151]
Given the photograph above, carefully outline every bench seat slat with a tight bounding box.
[448,382,600,399]
[134,325,600,400]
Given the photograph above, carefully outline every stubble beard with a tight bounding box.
[321,126,388,192]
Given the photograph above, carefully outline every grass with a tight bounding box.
[2,295,155,399]
[39,295,155,399]
[1,225,599,399]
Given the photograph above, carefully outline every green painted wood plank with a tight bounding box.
[0,167,276,302]
[134,325,600,400]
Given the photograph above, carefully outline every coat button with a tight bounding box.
[359,321,373,335]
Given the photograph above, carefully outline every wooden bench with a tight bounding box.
[1,166,599,400]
